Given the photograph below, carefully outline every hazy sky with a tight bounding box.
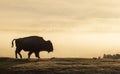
[1,0,120,58]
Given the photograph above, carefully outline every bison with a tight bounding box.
[11,36,54,59]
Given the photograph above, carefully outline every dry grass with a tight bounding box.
[0,57,120,74]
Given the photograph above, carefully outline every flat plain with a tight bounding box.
[0,57,120,74]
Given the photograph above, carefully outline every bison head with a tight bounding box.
[45,40,54,53]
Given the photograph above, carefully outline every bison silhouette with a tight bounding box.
[11,36,54,59]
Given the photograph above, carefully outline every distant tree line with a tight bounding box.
[103,54,120,59]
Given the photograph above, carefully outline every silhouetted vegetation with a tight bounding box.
[92,56,101,60]
[103,54,120,59]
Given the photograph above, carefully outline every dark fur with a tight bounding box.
[12,36,53,59]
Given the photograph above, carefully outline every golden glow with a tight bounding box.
[1,0,120,58]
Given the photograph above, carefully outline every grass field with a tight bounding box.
[0,57,120,74]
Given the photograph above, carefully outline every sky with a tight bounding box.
[1,0,120,58]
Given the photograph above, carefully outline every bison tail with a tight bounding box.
[11,39,16,48]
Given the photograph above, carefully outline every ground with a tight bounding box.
[0,57,120,74]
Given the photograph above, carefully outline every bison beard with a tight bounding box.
[11,36,54,59]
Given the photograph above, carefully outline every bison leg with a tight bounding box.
[18,52,22,59]
[37,53,40,59]
[15,48,22,59]
[15,50,17,58]
[35,52,40,59]
[28,51,33,59]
